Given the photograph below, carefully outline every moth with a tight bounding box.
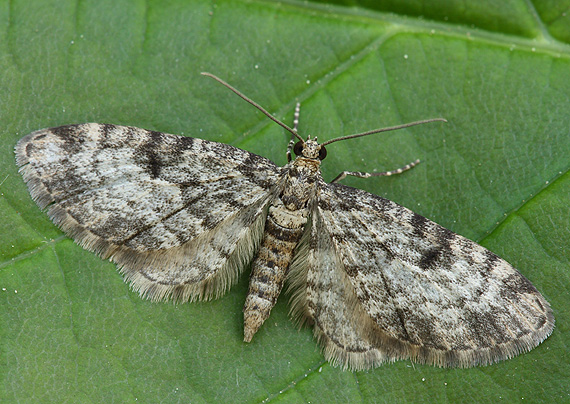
[15,73,554,370]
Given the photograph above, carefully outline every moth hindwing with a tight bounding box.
[15,74,554,371]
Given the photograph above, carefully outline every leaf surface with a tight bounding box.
[1,0,569,402]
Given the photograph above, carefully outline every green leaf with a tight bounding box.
[2,0,569,402]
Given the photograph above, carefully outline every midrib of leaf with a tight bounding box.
[478,163,570,247]
[523,0,561,42]
[252,0,570,54]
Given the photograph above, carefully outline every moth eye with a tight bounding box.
[293,141,304,156]
[318,146,327,160]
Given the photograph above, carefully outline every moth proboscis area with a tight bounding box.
[15,73,554,371]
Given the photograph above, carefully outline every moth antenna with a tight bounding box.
[201,72,304,143]
[321,118,447,146]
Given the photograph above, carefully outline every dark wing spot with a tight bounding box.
[411,212,429,238]
[99,124,117,148]
[51,124,85,153]
[51,124,83,139]
[134,131,164,179]
[481,249,500,277]
[25,142,36,157]
[147,150,161,178]
[501,273,539,297]
[418,248,441,270]
[173,135,194,157]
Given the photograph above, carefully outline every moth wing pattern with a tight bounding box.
[288,181,554,370]
[15,123,281,301]
[14,70,554,372]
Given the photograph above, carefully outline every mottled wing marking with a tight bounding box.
[15,123,281,301]
[16,114,554,371]
[293,181,554,369]
[288,212,394,370]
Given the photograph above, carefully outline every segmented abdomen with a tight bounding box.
[243,198,307,342]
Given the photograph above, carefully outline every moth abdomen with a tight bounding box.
[243,199,307,342]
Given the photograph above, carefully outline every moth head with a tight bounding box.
[294,138,327,160]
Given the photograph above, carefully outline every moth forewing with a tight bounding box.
[15,73,553,371]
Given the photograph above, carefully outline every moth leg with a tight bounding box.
[331,159,420,183]
[287,102,301,162]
